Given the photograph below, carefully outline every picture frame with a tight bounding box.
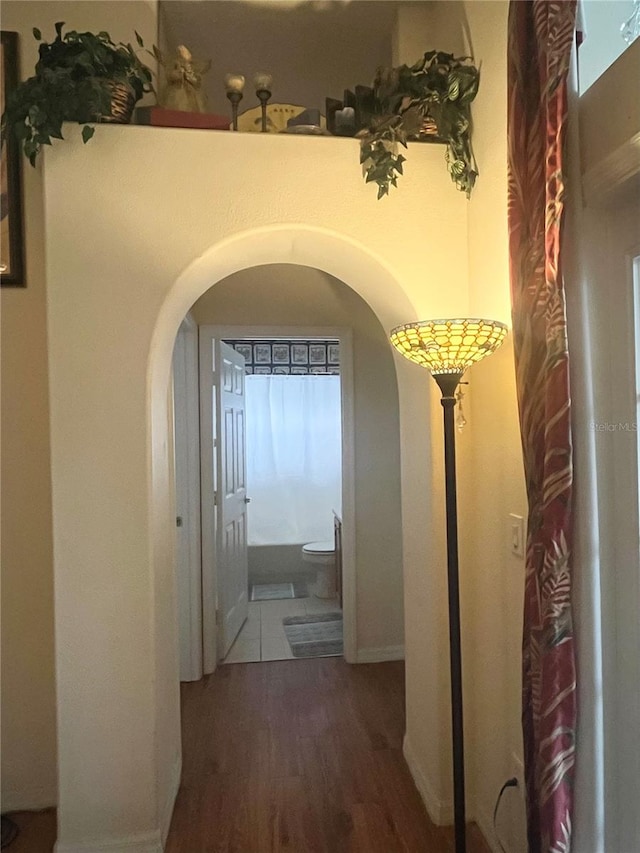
[1,32,25,287]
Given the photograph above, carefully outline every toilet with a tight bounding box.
[302,541,336,599]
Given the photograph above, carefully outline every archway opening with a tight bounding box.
[146,226,444,834]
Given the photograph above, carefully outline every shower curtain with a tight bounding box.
[245,374,342,545]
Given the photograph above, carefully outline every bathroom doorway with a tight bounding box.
[199,324,356,668]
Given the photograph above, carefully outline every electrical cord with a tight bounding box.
[493,777,518,853]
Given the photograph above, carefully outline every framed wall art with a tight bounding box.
[1,31,25,287]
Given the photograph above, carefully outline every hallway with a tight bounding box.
[166,660,490,852]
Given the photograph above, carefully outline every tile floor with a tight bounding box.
[223,594,341,663]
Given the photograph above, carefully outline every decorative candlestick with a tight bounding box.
[254,72,273,132]
[224,73,245,131]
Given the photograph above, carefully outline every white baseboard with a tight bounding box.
[160,754,182,844]
[1,788,56,813]
[356,645,404,663]
[402,736,500,851]
[53,753,180,853]
[55,830,162,853]
[402,733,453,825]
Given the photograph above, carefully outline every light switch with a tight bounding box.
[509,513,525,558]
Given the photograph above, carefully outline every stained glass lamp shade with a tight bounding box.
[389,318,508,375]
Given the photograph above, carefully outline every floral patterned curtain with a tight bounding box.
[507,2,578,850]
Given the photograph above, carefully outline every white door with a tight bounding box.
[173,316,203,682]
[200,334,249,667]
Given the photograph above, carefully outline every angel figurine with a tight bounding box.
[161,45,211,113]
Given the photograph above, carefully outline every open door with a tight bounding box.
[200,334,249,669]
[173,315,203,682]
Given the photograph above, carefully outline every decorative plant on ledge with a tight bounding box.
[1,23,155,166]
[358,51,480,199]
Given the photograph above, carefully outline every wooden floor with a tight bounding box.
[1,809,56,853]
[6,660,490,852]
[166,658,490,853]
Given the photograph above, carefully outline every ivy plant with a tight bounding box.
[359,51,480,199]
[1,23,155,166]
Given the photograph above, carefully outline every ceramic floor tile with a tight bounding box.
[248,601,261,616]
[238,615,260,641]
[260,618,287,640]
[223,638,261,664]
[261,638,293,661]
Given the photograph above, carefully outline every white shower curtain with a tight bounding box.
[245,374,342,545]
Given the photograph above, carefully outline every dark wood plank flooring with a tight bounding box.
[1,810,56,852]
[166,658,490,853]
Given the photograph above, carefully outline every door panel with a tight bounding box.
[173,318,203,682]
[216,343,248,659]
[200,335,248,669]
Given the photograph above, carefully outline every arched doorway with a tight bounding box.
[145,225,441,842]
[52,224,447,849]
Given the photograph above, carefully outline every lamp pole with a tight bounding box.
[434,371,466,853]
[389,318,507,853]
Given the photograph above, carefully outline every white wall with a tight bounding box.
[192,264,404,655]
[579,0,637,93]
[571,46,640,846]
[462,2,528,849]
[42,123,472,847]
[0,0,158,815]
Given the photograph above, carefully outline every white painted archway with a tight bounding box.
[44,127,464,850]
[144,225,450,846]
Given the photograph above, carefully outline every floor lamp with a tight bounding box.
[390,318,508,853]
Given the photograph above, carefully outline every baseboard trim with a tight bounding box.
[55,830,162,853]
[402,738,501,850]
[356,645,404,663]
[402,733,452,825]
[160,754,182,844]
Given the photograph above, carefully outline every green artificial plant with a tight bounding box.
[1,23,155,165]
[359,51,480,199]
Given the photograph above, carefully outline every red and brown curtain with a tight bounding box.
[507,1,578,850]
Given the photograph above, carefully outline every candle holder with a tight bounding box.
[224,73,245,131]
[254,72,273,132]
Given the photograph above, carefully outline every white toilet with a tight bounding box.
[302,541,336,599]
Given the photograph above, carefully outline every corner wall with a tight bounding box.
[462,2,527,849]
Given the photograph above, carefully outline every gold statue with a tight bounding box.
[161,45,211,113]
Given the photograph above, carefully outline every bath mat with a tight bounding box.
[282,612,343,658]
[250,582,308,602]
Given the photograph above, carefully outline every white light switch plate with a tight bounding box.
[509,513,525,558]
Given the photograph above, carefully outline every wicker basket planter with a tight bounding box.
[1,24,155,165]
